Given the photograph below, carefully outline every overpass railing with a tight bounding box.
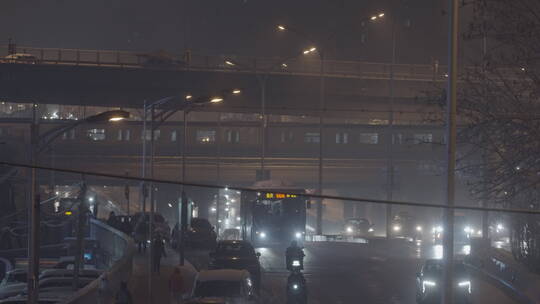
[63,218,134,304]
[0,45,446,81]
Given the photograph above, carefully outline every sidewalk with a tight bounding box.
[128,246,197,304]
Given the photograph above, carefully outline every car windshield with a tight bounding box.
[194,281,241,297]
[216,243,254,256]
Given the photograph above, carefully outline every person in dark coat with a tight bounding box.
[152,233,167,274]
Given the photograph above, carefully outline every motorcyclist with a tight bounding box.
[285,240,305,271]
[286,272,307,304]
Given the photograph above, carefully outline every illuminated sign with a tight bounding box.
[265,193,297,199]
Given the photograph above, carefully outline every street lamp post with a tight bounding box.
[277,13,384,235]
[140,91,237,273]
[27,109,129,304]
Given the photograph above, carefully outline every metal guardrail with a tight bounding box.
[63,218,134,304]
[0,45,447,81]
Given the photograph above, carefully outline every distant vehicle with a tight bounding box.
[343,218,374,238]
[0,270,26,287]
[0,276,94,300]
[390,212,423,240]
[2,54,38,64]
[415,259,471,304]
[187,269,257,304]
[137,50,185,67]
[0,290,72,304]
[132,212,171,242]
[222,228,241,241]
[209,240,261,291]
[186,218,217,249]
[241,180,309,245]
[39,269,101,280]
[431,213,477,249]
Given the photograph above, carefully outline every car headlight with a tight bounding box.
[416,226,423,232]
[393,225,401,232]
[259,232,266,238]
[293,284,299,290]
[295,232,302,239]
[422,280,437,293]
[368,228,374,232]
[458,280,471,293]
[346,226,353,233]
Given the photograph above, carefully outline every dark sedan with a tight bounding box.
[209,240,261,292]
[415,259,472,304]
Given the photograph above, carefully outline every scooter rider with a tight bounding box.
[286,240,305,271]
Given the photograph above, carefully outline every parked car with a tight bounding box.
[39,269,101,280]
[0,270,26,287]
[2,54,38,64]
[209,240,261,291]
[186,218,217,249]
[187,269,257,304]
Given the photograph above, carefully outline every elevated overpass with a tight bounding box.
[0,45,444,118]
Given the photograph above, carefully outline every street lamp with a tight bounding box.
[276,12,384,236]
[27,108,129,303]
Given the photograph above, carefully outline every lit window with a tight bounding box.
[413,133,433,144]
[87,129,105,141]
[62,129,75,140]
[142,130,160,141]
[196,130,216,143]
[117,129,131,141]
[226,130,240,143]
[280,131,294,143]
[336,132,348,144]
[359,133,378,144]
[392,133,403,145]
[304,132,320,143]
[171,130,177,142]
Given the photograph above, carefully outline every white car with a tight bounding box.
[3,54,38,64]
[187,269,257,304]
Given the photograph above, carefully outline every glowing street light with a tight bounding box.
[303,47,317,55]
[232,89,242,95]
[277,25,287,31]
[225,60,235,66]
[185,94,193,100]
[371,15,378,21]
[378,13,385,18]
[210,97,224,103]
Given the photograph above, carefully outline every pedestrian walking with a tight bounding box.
[152,233,167,274]
[134,216,148,253]
[169,267,185,304]
[115,281,133,304]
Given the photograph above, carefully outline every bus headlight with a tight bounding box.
[393,225,401,232]
[295,232,302,239]
[259,232,267,238]
[416,226,423,232]
[346,226,353,233]
[458,280,471,293]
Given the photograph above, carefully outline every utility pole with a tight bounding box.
[216,112,221,237]
[316,51,325,236]
[125,171,130,216]
[386,7,397,239]
[180,109,189,265]
[28,103,40,304]
[443,0,459,303]
[73,180,87,290]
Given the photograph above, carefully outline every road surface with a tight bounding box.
[257,239,518,304]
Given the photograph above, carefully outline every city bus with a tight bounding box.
[240,180,310,246]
